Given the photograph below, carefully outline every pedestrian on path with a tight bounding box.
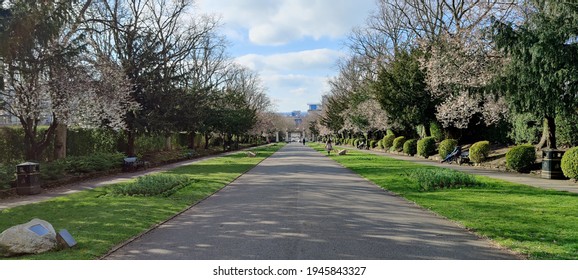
[325,138,333,155]
[302,138,306,145]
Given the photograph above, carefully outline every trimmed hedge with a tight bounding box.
[403,139,418,156]
[383,134,396,150]
[469,141,491,163]
[392,136,406,152]
[438,139,458,158]
[417,137,437,158]
[561,147,578,180]
[506,145,536,173]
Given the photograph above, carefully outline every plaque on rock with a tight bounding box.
[29,224,50,236]
[57,229,77,248]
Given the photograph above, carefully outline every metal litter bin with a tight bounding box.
[542,150,565,179]
[16,162,41,195]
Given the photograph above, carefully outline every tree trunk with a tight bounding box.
[204,133,210,150]
[53,123,67,160]
[536,116,556,150]
[164,134,172,151]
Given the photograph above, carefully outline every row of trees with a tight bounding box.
[316,0,578,149]
[0,0,278,161]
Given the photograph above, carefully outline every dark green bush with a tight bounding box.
[556,113,578,148]
[64,152,124,174]
[111,174,194,197]
[506,145,536,173]
[0,163,15,190]
[392,136,406,152]
[561,147,578,180]
[469,141,491,163]
[403,139,418,156]
[430,122,444,142]
[383,134,396,150]
[509,113,542,145]
[417,137,437,158]
[438,139,458,158]
[41,160,67,181]
[409,168,482,191]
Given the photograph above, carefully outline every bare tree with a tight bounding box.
[84,0,224,156]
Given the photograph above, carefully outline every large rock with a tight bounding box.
[0,218,58,257]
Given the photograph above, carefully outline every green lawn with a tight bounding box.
[311,143,578,260]
[0,144,283,260]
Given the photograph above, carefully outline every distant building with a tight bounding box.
[307,103,322,113]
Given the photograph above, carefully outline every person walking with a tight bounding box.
[302,138,306,145]
[325,138,333,155]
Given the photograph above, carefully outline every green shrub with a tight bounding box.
[409,168,482,191]
[509,113,542,145]
[377,139,384,149]
[430,122,444,142]
[0,163,15,190]
[64,152,124,174]
[369,140,377,149]
[383,134,396,150]
[111,174,194,197]
[438,139,458,158]
[403,139,418,156]
[561,147,578,180]
[417,137,437,158]
[506,145,536,173]
[392,136,406,152]
[415,124,427,139]
[41,160,67,181]
[556,113,578,148]
[469,141,491,163]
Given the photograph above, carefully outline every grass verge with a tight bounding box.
[0,144,283,260]
[310,143,578,260]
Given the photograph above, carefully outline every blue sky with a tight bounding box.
[196,0,375,112]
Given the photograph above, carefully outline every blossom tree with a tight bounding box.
[0,0,137,160]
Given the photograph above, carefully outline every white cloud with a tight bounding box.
[194,0,374,112]
[197,0,373,45]
[235,49,344,73]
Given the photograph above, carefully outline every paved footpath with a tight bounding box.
[105,143,518,260]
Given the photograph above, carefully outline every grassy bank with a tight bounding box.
[311,143,578,259]
[0,144,283,260]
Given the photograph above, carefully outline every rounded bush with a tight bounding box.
[417,137,437,158]
[561,147,578,180]
[506,145,536,173]
[403,139,418,156]
[438,139,458,158]
[469,141,491,163]
[383,134,396,150]
[392,136,406,152]
[369,140,377,149]
[377,139,384,149]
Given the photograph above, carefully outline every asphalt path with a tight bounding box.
[105,143,518,260]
